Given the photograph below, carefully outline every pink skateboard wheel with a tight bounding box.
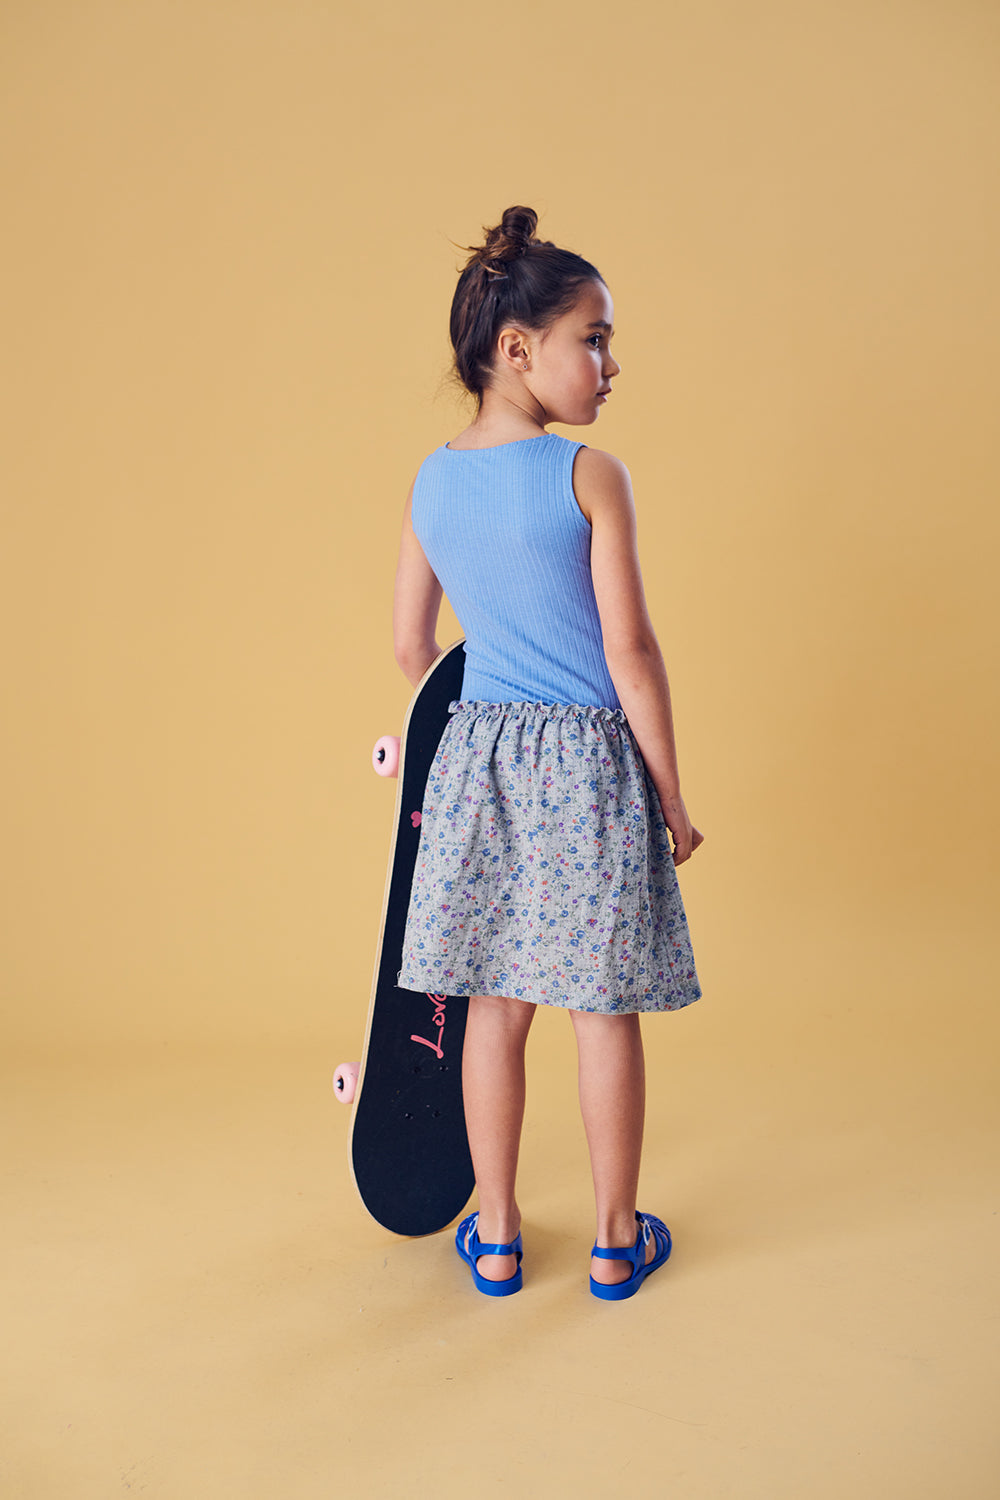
[372,736,400,777]
[333,1061,360,1103]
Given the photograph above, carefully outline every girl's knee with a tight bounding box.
[470,992,536,1037]
[569,1008,642,1050]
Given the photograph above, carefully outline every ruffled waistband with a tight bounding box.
[448,700,627,725]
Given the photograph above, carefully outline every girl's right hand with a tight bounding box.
[660,791,704,865]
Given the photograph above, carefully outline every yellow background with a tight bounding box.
[2,1,998,1496]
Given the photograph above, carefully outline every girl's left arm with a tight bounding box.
[393,478,444,687]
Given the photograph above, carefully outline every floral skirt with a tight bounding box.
[396,701,701,1014]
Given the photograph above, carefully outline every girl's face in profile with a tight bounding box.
[524,279,621,427]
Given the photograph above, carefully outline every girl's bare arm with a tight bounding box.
[573,447,703,865]
[392,480,444,687]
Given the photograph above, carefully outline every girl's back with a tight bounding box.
[411,431,619,708]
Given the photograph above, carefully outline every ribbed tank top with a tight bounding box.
[411,432,621,709]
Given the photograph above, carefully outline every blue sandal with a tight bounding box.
[456,1212,523,1297]
[589,1212,672,1301]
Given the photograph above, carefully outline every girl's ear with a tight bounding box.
[496,325,531,371]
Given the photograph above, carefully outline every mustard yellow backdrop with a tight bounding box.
[3,3,999,1497]
[3,0,996,1063]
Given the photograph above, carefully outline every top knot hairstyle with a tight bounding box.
[450,206,604,409]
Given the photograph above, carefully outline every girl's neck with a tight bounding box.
[449,391,549,451]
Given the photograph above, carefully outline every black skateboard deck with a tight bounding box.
[346,641,474,1237]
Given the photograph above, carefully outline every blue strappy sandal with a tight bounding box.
[589,1212,672,1301]
[456,1211,523,1297]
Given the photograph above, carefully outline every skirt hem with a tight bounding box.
[396,970,702,1016]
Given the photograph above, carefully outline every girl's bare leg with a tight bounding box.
[569,1009,656,1285]
[461,993,536,1281]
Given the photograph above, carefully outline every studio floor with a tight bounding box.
[3,972,997,1500]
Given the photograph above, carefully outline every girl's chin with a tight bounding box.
[546,406,601,427]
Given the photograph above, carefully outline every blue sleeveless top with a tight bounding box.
[411,432,621,709]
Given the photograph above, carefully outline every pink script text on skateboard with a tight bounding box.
[411,993,447,1060]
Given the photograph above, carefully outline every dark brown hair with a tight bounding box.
[450,206,604,409]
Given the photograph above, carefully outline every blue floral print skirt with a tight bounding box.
[397,701,701,1014]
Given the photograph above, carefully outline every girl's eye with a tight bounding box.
[587,334,603,348]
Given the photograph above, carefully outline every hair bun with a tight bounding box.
[468,205,539,276]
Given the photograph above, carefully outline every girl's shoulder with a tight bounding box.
[571,445,635,523]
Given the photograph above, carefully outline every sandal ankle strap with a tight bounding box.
[475,1238,521,1257]
[467,1214,523,1261]
[591,1213,654,1270]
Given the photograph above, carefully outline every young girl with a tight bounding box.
[393,206,703,1300]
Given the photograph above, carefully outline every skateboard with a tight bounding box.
[334,640,475,1237]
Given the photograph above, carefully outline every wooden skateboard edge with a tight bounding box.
[346,639,471,1238]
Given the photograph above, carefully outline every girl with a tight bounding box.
[392,206,703,1300]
